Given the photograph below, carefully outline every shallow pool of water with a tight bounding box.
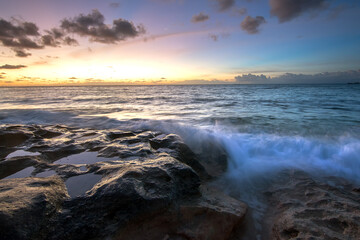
[65,173,102,198]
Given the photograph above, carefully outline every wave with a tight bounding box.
[1,108,359,231]
[1,109,359,186]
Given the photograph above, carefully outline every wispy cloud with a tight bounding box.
[191,13,210,23]
[109,2,120,8]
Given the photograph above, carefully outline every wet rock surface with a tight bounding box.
[264,170,360,240]
[0,176,67,240]
[0,125,246,240]
[1,125,359,240]
[114,185,247,240]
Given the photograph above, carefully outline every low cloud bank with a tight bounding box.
[235,70,360,84]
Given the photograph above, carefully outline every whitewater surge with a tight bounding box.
[1,85,359,239]
[1,108,359,186]
[1,85,359,208]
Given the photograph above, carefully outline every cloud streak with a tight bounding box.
[269,0,328,23]
[0,64,27,69]
[241,16,266,34]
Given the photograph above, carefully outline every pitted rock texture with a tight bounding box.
[114,185,247,240]
[0,176,67,240]
[264,170,360,240]
[0,125,246,240]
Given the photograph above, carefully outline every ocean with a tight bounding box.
[1,84,360,227]
[1,84,359,180]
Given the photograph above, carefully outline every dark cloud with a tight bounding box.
[46,28,64,39]
[209,34,218,41]
[63,36,79,46]
[235,73,269,83]
[0,10,144,57]
[0,18,40,38]
[14,49,32,57]
[241,16,266,34]
[1,37,42,49]
[42,28,78,46]
[109,2,120,8]
[235,70,360,84]
[69,77,77,79]
[191,13,210,23]
[214,0,235,11]
[275,71,360,84]
[60,9,145,43]
[41,34,58,47]
[269,0,328,23]
[0,18,43,57]
[0,64,27,69]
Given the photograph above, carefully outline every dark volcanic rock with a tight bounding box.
[0,125,245,240]
[50,155,202,240]
[114,186,247,240]
[264,170,360,240]
[0,156,39,179]
[0,130,30,147]
[149,134,210,180]
[107,131,136,140]
[0,176,68,240]
[2,125,360,240]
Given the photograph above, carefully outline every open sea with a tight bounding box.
[1,84,360,229]
[1,84,359,180]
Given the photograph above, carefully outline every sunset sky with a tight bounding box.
[0,0,360,85]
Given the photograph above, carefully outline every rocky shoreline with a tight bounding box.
[0,125,359,240]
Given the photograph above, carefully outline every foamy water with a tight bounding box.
[1,84,359,237]
[1,85,360,191]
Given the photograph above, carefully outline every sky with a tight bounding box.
[0,0,360,85]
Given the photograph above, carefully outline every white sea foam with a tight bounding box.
[220,132,360,185]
